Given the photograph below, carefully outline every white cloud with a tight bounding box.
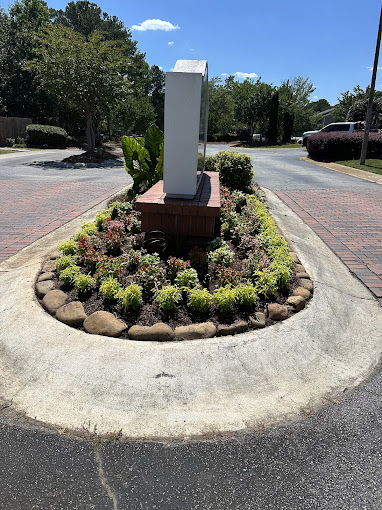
[168,41,174,46]
[234,72,258,79]
[158,66,163,70]
[310,95,319,100]
[221,73,227,76]
[131,19,180,31]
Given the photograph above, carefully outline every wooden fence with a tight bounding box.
[0,117,32,146]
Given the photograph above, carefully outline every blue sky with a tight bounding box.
[2,0,381,105]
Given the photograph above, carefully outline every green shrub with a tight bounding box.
[109,200,133,217]
[58,239,77,255]
[166,257,191,281]
[59,265,81,284]
[235,283,258,307]
[153,285,182,311]
[174,268,199,289]
[186,287,211,313]
[133,265,166,293]
[208,243,235,266]
[94,256,128,284]
[215,265,242,287]
[73,273,95,294]
[214,151,254,191]
[307,132,382,162]
[118,283,143,312]
[253,270,278,299]
[26,124,68,148]
[56,255,77,270]
[140,253,160,267]
[99,278,122,301]
[213,285,237,313]
[204,155,217,171]
[95,209,112,229]
[5,138,15,147]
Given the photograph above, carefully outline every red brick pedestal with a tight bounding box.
[136,172,220,237]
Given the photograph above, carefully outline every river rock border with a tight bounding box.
[35,251,313,341]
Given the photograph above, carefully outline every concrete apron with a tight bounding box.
[0,189,382,440]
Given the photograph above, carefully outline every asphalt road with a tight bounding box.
[1,146,382,509]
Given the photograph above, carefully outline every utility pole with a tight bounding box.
[360,5,382,165]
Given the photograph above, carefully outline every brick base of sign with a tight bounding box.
[136,172,221,237]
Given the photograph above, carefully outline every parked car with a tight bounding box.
[302,121,372,147]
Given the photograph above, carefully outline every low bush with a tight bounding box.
[187,287,211,313]
[307,132,382,162]
[133,265,166,293]
[174,268,199,289]
[73,273,95,294]
[26,124,68,148]
[167,257,191,281]
[56,255,77,270]
[5,138,15,147]
[214,151,254,191]
[99,278,122,301]
[235,283,258,307]
[58,239,77,255]
[153,285,182,311]
[118,283,143,311]
[213,285,237,313]
[59,265,81,284]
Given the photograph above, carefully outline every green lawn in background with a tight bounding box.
[0,149,19,155]
[336,159,382,176]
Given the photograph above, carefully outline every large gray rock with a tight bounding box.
[38,272,55,282]
[249,312,266,329]
[217,321,248,337]
[293,286,311,299]
[299,278,314,292]
[36,280,55,298]
[56,302,87,327]
[286,295,306,312]
[42,260,56,273]
[42,290,68,314]
[84,311,127,337]
[174,322,216,340]
[267,303,288,321]
[290,252,300,263]
[294,263,306,273]
[128,323,174,342]
[296,272,310,279]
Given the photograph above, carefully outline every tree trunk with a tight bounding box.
[86,111,95,152]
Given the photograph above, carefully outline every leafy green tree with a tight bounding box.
[310,98,331,112]
[208,77,235,135]
[278,76,315,140]
[149,65,165,130]
[0,0,51,117]
[27,25,127,151]
[233,78,274,139]
[346,97,382,128]
[267,91,279,143]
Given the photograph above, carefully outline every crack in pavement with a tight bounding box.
[95,448,119,510]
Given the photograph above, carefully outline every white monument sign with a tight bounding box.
[163,60,209,198]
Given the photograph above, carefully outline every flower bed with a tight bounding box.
[35,184,313,341]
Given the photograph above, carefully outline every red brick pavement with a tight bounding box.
[275,190,382,298]
[0,180,125,262]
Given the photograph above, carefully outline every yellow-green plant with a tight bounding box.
[153,285,182,312]
[213,285,237,313]
[186,287,211,313]
[59,265,81,284]
[118,283,143,312]
[99,278,122,301]
[235,283,258,307]
[73,273,95,294]
[58,239,77,255]
[56,255,77,270]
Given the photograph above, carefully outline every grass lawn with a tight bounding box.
[0,149,20,155]
[335,159,382,175]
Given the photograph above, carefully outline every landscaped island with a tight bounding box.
[35,151,313,340]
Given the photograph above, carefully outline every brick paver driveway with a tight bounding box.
[0,150,130,262]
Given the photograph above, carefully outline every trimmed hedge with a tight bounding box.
[26,124,68,148]
[214,150,254,191]
[307,131,382,162]
[207,133,238,143]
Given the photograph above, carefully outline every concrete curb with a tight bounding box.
[1,189,382,440]
[300,156,382,185]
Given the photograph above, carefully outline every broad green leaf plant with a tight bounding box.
[121,125,164,198]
